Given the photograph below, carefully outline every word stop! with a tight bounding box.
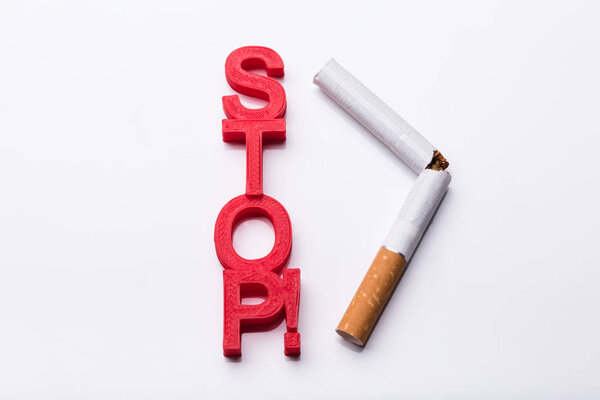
[214,46,301,357]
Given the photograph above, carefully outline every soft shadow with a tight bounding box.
[336,334,365,353]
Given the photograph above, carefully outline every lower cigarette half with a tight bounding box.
[337,169,451,346]
[336,247,407,346]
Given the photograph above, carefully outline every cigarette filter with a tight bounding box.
[336,168,450,345]
[314,59,451,346]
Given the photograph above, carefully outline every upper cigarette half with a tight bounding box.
[314,59,441,173]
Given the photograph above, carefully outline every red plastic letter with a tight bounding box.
[222,119,286,196]
[222,46,287,120]
[215,46,300,357]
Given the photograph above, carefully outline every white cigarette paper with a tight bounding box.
[314,58,453,346]
[313,59,436,173]
[383,169,451,260]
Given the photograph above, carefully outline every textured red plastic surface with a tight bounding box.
[222,46,286,120]
[215,194,291,273]
[215,46,300,357]
[222,119,286,197]
[223,269,300,357]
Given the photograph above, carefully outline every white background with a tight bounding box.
[1,0,599,398]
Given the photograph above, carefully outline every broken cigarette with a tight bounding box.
[314,59,451,346]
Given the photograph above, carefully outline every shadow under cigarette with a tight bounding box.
[336,335,365,353]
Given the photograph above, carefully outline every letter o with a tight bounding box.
[214,194,292,273]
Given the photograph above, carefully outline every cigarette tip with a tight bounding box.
[336,328,365,347]
[313,58,337,85]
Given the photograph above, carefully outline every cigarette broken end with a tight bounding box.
[427,150,449,171]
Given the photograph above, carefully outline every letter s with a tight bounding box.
[222,46,286,120]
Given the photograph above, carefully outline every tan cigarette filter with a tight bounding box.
[336,247,407,346]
